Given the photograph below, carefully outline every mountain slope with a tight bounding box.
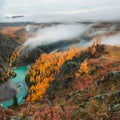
[1,44,119,120]
[0,33,19,82]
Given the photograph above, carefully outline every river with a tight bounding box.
[1,66,28,107]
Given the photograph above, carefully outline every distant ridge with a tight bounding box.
[0,22,34,27]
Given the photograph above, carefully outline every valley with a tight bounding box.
[0,21,120,119]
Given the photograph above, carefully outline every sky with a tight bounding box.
[0,0,120,22]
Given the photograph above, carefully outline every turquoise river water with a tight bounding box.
[1,66,28,107]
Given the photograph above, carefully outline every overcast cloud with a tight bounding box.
[0,0,120,22]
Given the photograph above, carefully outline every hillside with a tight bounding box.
[0,44,119,120]
[0,33,19,82]
[0,22,120,120]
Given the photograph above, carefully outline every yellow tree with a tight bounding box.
[79,60,89,75]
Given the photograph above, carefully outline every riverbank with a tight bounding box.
[0,80,20,102]
[0,66,28,107]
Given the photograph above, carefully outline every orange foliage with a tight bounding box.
[91,47,96,55]
[0,26,23,38]
[7,68,11,76]
[0,68,12,83]
[79,59,89,75]
[9,46,25,67]
[67,45,77,60]
[26,45,80,102]
[9,51,20,67]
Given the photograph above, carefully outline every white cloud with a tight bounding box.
[0,0,120,22]
[102,33,120,45]
[23,24,90,49]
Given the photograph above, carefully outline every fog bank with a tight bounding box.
[102,33,120,46]
[23,24,91,49]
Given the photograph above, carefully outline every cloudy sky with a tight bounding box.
[0,0,120,22]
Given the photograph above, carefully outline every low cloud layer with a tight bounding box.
[102,33,120,45]
[23,23,120,51]
[23,24,90,49]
